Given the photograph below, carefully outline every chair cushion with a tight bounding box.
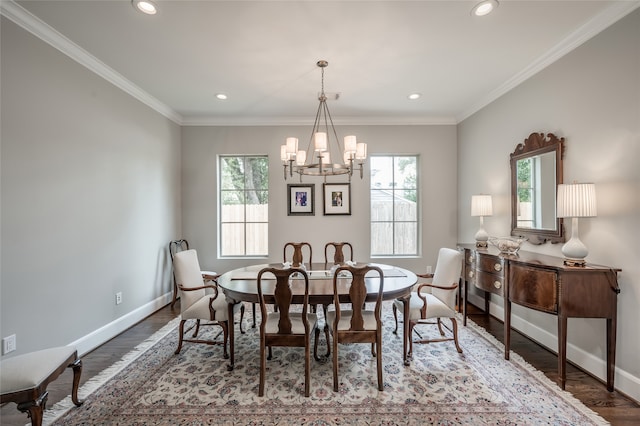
[181,294,241,321]
[264,312,318,335]
[326,310,378,331]
[0,346,76,394]
[173,249,207,310]
[393,292,455,320]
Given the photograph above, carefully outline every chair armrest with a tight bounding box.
[418,282,458,292]
[416,272,434,279]
[178,283,218,293]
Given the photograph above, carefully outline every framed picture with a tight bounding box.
[323,183,351,215]
[287,184,315,216]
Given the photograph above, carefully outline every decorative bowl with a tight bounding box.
[488,236,527,254]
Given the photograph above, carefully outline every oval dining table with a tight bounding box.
[217,262,417,371]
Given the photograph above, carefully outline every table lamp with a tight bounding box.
[556,182,597,266]
[471,194,493,248]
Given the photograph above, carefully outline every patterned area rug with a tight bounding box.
[47,303,608,425]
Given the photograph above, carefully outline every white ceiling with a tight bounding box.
[3,1,639,125]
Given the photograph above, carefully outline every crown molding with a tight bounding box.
[1,0,183,125]
[3,0,638,127]
[456,0,640,123]
[180,115,458,126]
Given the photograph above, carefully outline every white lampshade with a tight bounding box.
[280,145,289,161]
[355,142,367,160]
[322,152,331,164]
[344,135,357,153]
[314,132,327,152]
[471,194,493,217]
[556,183,597,265]
[285,137,298,155]
[296,150,307,166]
[557,183,597,218]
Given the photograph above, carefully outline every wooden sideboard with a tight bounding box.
[458,244,620,391]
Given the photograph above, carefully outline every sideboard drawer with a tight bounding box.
[475,270,505,295]
[477,255,505,276]
[509,264,558,314]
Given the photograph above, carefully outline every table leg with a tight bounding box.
[558,315,567,389]
[227,301,235,371]
[402,296,411,366]
[607,316,616,391]
[504,298,511,361]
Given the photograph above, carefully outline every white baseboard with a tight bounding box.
[466,293,640,403]
[69,292,173,357]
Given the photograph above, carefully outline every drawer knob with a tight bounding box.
[468,256,474,263]
[494,280,502,289]
[468,270,474,278]
[494,263,502,272]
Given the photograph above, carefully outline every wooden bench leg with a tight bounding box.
[70,358,84,406]
[17,392,47,426]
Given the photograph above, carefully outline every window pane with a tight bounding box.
[245,157,269,190]
[371,222,393,255]
[394,222,417,254]
[246,191,268,221]
[221,191,245,222]
[394,195,417,221]
[220,157,243,190]
[221,223,245,256]
[394,156,417,189]
[246,223,268,255]
[370,189,393,221]
[370,156,393,189]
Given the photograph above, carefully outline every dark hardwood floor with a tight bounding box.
[2,302,638,425]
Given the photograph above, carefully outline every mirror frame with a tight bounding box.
[510,132,565,244]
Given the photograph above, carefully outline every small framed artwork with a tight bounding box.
[323,183,351,215]
[288,184,315,216]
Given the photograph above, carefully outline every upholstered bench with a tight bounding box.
[0,346,83,426]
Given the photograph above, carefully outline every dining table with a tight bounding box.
[217,262,417,371]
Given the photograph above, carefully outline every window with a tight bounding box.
[219,155,268,257]
[370,155,418,256]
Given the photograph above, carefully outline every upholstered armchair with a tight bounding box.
[172,249,244,357]
[392,247,463,356]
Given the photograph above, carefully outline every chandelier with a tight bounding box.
[281,60,367,181]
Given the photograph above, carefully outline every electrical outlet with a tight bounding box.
[3,334,16,354]
[115,292,122,305]
[426,265,433,274]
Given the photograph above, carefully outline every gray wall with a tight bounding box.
[181,124,458,274]
[0,17,182,355]
[458,9,640,401]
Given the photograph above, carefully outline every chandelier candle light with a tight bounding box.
[471,194,493,248]
[281,60,367,181]
[556,182,597,266]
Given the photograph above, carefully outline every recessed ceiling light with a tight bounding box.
[408,93,421,100]
[132,0,158,15]
[471,0,499,17]
[216,93,228,100]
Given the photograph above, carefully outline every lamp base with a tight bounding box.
[475,241,488,248]
[563,258,587,267]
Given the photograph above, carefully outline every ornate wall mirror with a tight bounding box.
[510,132,565,244]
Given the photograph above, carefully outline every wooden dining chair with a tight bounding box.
[173,249,245,357]
[324,242,353,265]
[326,264,385,392]
[392,247,463,356]
[283,242,312,268]
[169,239,190,307]
[257,267,319,397]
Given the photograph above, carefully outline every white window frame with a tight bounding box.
[370,154,420,258]
[218,155,269,258]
